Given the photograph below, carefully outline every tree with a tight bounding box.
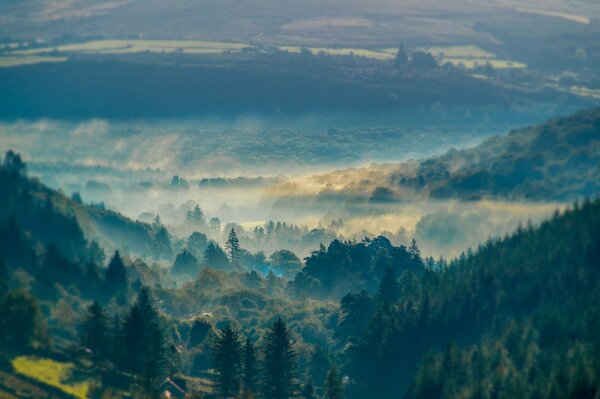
[394,43,409,67]
[242,337,259,396]
[209,217,221,233]
[377,266,399,308]
[80,301,110,368]
[122,288,166,394]
[225,228,241,267]
[189,318,212,347]
[187,205,205,225]
[105,251,128,298]
[408,238,423,270]
[80,261,103,301]
[187,231,209,257]
[153,226,174,259]
[3,150,26,176]
[212,324,242,398]
[262,318,297,399]
[172,249,200,277]
[409,51,437,70]
[325,365,344,399]
[203,242,230,270]
[0,290,45,353]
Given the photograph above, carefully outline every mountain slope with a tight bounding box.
[342,198,600,397]
[396,106,600,200]
[0,154,166,262]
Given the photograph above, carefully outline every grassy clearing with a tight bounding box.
[12,356,91,399]
[0,56,67,67]
[11,39,250,56]
[420,45,495,59]
[0,39,525,69]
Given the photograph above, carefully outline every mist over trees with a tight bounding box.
[0,104,599,398]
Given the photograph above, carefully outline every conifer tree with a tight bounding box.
[212,324,242,398]
[80,301,109,369]
[377,266,399,308]
[408,238,423,270]
[225,228,241,267]
[325,365,344,399]
[122,288,166,394]
[262,317,297,399]
[105,251,127,297]
[242,336,258,396]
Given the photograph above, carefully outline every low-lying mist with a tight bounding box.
[0,117,562,260]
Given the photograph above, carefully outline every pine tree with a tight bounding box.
[262,317,297,399]
[325,365,344,399]
[122,288,166,394]
[377,266,399,308]
[408,238,423,270]
[105,251,127,298]
[212,324,242,398]
[242,336,258,395]
[225,228,241,267]
[80,301,109,369]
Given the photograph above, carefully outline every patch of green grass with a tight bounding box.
[11,356,90,399]
[0,56,67,67]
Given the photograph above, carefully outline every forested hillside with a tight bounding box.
[391,106,600,200]
[0,147,599,398]
[340,198,600,397]
[0,152,171,260]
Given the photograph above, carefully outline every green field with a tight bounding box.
[0,55,67,67]
[0,39,526,69]
[12,356,91,399]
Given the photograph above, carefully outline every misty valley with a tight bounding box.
[0,1,600,399]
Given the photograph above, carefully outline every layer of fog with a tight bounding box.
[0,117,507,177]
[0,117,562,259]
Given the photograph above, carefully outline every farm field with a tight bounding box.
[0,38,526,69]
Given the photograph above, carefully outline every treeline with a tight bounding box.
[0,52,514,120]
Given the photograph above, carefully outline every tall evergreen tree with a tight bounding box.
[122,288,166,394]
[225,228,241,267]
[212,324,242,398]
[105,251,127,297]
[324,365,344,399]
[377,266,399,308]
[262,317,297,399]
[80,301,110,369]
[408,238,423,270]
[242,336,259,396]
[204,241,230,270]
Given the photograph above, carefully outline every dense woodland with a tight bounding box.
[1,144,599,398]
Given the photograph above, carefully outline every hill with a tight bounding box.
[339,197,600,397]
[0,152,169,262]
[395,106,600,200]
[274,106,600,204]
